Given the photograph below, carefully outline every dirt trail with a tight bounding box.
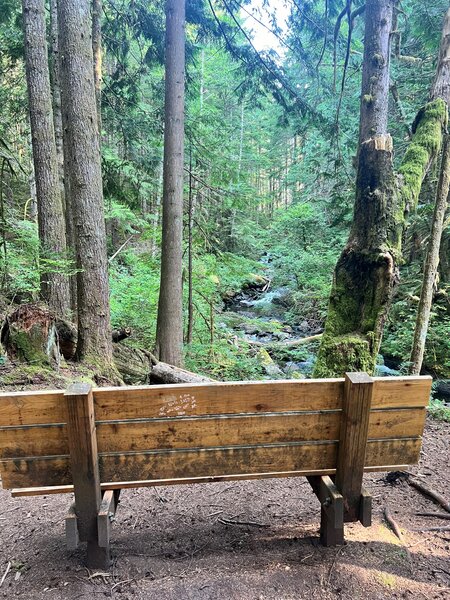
[0,419,449,599]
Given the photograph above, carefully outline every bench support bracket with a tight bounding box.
[307,475,344,546]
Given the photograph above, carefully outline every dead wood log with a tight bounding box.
[246,333,323,349]
[415,512,450,520]
[112,328,132,343]
[408,478,450,513]
[151,361,214,384]
[55,318,77,360]
[1,304,61,365]
[112,344,153,385]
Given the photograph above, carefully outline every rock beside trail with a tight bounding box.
[435,380,450,400]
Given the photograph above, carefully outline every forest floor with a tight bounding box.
[0,419,448,599]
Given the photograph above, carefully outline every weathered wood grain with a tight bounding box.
[65,384,102,543]
[371,376,432,408]
[335,373,373,522]
[1,437,422,489]
[0,377,430,428]
[0,407,426,459]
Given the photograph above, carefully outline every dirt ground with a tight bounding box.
[0,418,449,600]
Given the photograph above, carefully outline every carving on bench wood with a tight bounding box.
[158,393,197,417]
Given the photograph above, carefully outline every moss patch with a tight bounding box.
[314,333,375,378]
[399,98,447,212]
[375,572,397,589]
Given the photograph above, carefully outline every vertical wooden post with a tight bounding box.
[335,372,373,522]
[65,383,110,569]
[307,475,344,546]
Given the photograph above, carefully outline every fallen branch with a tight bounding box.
[108,235,135,263]
[0,562,11,588]
[218,517,268,528]
[246,333,323,348]
[384,507,413,572]
[413,526,450,532]
[415,512,450,520]
[408,478,450,513]
[384,507,404,542]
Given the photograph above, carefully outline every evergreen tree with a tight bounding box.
[155,0,186,367]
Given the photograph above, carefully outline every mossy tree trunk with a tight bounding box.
[315,0,448,378]
[410,8,450,375]
[315,0,396,377]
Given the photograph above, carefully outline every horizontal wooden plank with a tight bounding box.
[93,380,345,420]
[368,407,426,439]
[97,412,340,453]
[0,390,65,426]
[0,424,67,459]
[10,463,414,497]
[0,407,426,459]
[1,437,421,489]
[95,409,425,454]
[372,376,432,408]
[0,377,430,428]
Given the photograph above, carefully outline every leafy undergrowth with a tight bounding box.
[428,398,450,423]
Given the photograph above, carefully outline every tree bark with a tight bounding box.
[58,0,113,366]
[49,0,65,207]
[50,0,77,317]
[358,0,392,145]
[22,0,71,318]
[155,0,186,367]
[409,8,450,374]
[410,135,450,374]
[186,147,194,345]
[92,0,102,136]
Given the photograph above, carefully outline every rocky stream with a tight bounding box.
[220,267,450,404]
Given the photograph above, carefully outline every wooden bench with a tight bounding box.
[0,373,431,568]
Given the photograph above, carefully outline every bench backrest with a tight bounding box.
[0,376,431,494]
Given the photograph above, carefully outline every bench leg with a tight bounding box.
[87,541,110,569]
[307,475,344,546]
[65,503,79,551]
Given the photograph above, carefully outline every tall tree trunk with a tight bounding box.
[22,0,70,318]
[58,0,113,365]
[49,0,64,206]
[186,148,194,345]
[409,8,450,374]
[92,0,102,136]
[439,230,450,282]
[410,135,450,374]
[155,0,186,367]
[315,0,448,377]
[50,0,77,316]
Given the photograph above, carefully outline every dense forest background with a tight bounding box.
[0,0,449,409]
